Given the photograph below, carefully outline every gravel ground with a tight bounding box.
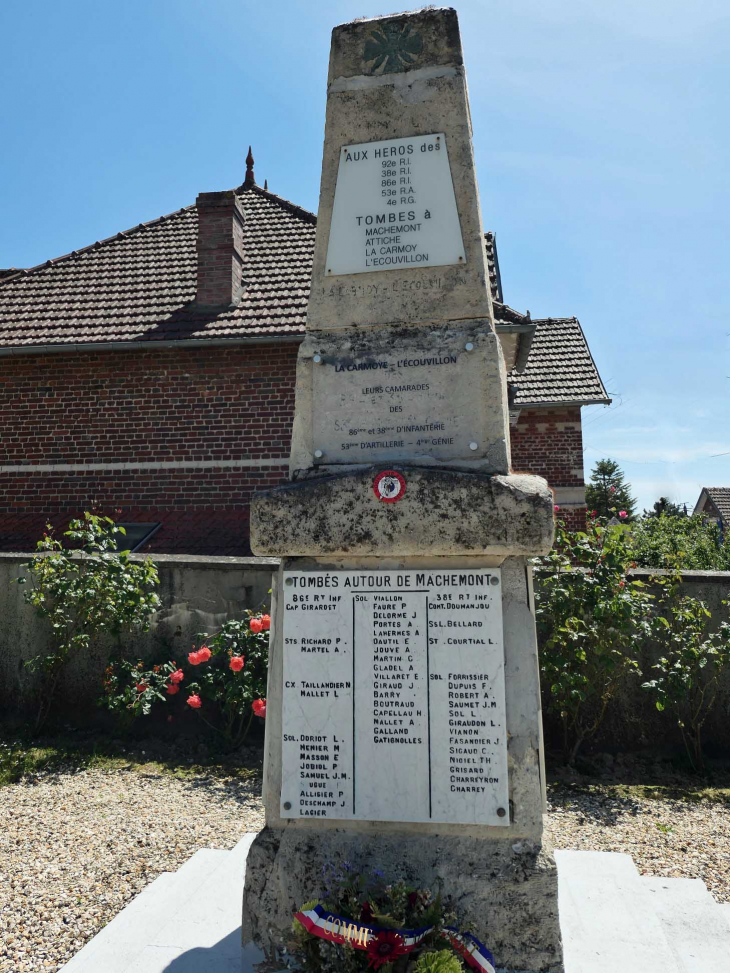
[0,761,265,973]
[2,756,729,972]
[545,780,730,904]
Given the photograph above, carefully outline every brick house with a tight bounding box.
[693,488,730,533]
[0,160,609,555]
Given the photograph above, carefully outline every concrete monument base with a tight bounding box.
[242,827,562,972]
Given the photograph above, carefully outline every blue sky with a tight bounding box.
[1,0,728,512]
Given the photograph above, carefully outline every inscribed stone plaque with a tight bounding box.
[280,568,509,825]
[312,331,491,465]
[324,133,466,276]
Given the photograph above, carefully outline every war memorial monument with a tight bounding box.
[243,8,562,971]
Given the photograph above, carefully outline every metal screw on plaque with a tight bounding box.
[283,802,292,811]
[285,577,294,586]
[497,807,506,818]
[313,354,322,364]
[314,449,324,459]
[465,342,474,352]
[469,441,478,451]
[490,575,500,585]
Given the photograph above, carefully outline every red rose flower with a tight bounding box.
[188,650,202,665]
[252,698,267,718]
[136,683,147,693]
[166,683,180,695]
[407,891,419,909]
[361,901,374,923]
[229,655,245,672]
[197,645,211,662]
[249,617,263,634]
[186,694,202,709]
[366,930,407,969]
[169,669,184,684]
[260,614,271,631]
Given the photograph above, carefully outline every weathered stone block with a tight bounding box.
[289,320,512,476]
[242,827,563,973]
[250,467,554,558]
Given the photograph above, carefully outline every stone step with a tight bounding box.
[556,849,682,973]
[642,876,730,972]
[59,846,246,973]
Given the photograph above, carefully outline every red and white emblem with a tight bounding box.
[373,470,406,503]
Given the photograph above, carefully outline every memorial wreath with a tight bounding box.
[290,863,495,973]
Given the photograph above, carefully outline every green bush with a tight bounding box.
[534,515,653,761]
[17,513,161,733]
[629,514,730,570]
[642,573,730,770]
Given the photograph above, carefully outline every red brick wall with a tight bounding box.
[511,406,586,530]
[0,349,586,553]
[0,345,297,554]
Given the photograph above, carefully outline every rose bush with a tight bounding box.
[101,611,270,746]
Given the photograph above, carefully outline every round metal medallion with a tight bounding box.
[373,470,406,503]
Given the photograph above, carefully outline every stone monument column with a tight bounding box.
[243,8,562,971]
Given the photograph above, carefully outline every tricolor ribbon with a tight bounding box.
[294,904,495,972]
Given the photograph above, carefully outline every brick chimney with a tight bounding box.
[195,190,245,307]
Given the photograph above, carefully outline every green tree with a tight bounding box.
[585,458,637,520]
[644,497,686,518]
[18,513,161,733]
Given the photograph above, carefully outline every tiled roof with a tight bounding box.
[484,231,503,303]
[0,185,609,406]
[0,185,315,346]
[509,317,610,406]
[703,488,730,523]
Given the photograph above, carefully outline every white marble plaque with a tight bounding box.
[325,134,466,276]
[312,333,490,465]
[281,568,509,825]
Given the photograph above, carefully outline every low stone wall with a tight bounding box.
[4,555,730,751]
[0,552,278,719]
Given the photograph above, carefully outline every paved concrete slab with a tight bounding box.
[556,850,681,973]
[146,836,257,953]
[63,843,730,973]
[60,873,178,973]
[642,876,730,972]
[60,844,255,973]
[722,902,730,930]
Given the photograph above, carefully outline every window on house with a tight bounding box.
[114,523,162,553]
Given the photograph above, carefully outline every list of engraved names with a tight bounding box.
[280,569,509,826]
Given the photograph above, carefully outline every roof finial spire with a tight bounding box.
[244,146,256,188]
[264,178,268,191]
